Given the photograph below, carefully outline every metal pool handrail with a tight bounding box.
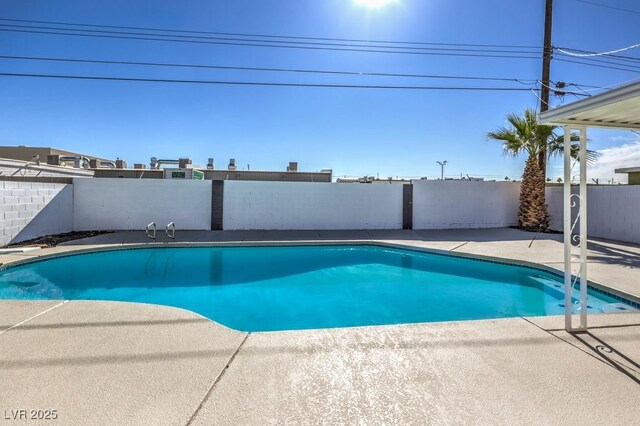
[165,222,176,240]
[145,222,156,241]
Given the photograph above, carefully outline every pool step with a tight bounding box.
[602,303,638,313]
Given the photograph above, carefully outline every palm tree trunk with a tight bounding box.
[538,148,547,180]
[519,155,550,232]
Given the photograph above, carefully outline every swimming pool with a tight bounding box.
[0,245,636,331]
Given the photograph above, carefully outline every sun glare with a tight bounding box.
[354,0,399,8]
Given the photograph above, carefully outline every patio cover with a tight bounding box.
[540,78,640,331]
[540,80,640,129]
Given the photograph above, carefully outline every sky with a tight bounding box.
[1,0,640,181]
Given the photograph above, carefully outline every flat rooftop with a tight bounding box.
[615,166,640,174]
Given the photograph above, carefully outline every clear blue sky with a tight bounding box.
[1,0,639,180]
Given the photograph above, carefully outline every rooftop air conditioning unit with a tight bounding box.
[178,158,192,169]
[228,158,237,171]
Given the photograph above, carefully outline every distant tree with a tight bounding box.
[487,108,597,232]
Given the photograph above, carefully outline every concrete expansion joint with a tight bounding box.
[449,241,470,252]
[185,332,251,425]
[0,300,68,335]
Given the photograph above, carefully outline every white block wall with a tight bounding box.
[545,186,565,232]
[547,185,640,244]
[412,180,521,229]
[73,178,212,231]
[0,181,73,246]
[223,181,404,230]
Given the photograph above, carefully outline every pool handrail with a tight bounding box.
[166,222,176,240]
[146,222,156,241]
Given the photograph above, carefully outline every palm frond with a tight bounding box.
[488,109,599,166]
[547,133,599,165]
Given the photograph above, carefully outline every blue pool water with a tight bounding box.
[0,245,635,331]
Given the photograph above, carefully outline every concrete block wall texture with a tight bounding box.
[545,186,565,232]
[2,178,637,243]
[223,181,404,230]
[547,186,640,244]
[412,180,521,229]
[0,181,73,246]
[73,178,212,231]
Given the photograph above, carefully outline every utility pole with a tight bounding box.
[539,0,553,176]
[436,160,448,180]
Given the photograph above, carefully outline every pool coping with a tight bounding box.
[1,239,639,309]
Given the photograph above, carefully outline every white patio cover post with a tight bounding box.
[563,125,588,331]
[563,126,571,330]
[579,127,588,330]
[539,79,640,331]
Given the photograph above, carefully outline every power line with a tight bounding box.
[531,87,552,109]
[555,57,640,73]
[555,53,640,70]
[0,72,540,90]
[0,23,542,54]
[0,54,540,83]
[567,76,640,93]
[556,42,640,57]
[555,81,601,89]
[554,46,640,65]
[0,17,543,49]
[0,27,541,59]
[572,0,640,16]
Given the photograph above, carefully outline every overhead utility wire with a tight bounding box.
[0,17,543,49]
[554,46,640,65]
[556,57,640,73]
[572,0,640,16]
[531,86,552,109]
[556,42,640,57]
[537,80,589,97]
[555,57,640,74]
[0,28,541,59]
[568,76,640,93]
[2,54,601,91]
[0,54,540,83]
[554,81,601,89]
[0,72,543,90]
[0,27,540,59]
[0,72,591,96]
[554,52,640,71]
[0,23,543,54]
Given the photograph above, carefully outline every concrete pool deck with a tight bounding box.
[1,228,639,424]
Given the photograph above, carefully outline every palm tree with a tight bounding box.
[487,108,597,232]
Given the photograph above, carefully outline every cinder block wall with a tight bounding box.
[412,180,521,229]
[547,185,640,244]
[0,181,73,245]
[3,178,638,245]
[73,178,212,231]
[222,181,404,230]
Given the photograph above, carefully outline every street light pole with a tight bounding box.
[436,160,448,180]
